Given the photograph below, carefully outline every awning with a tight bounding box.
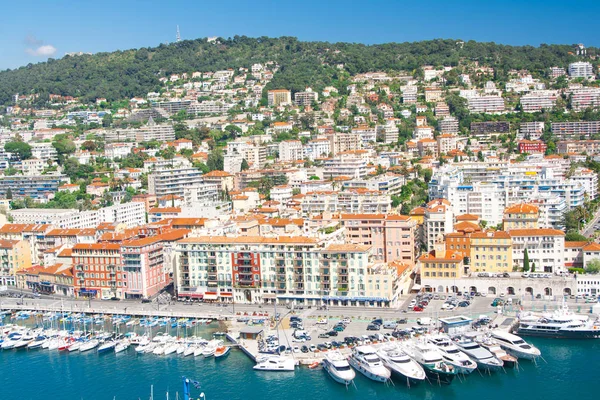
[203,293,218,300]
[178,292,203,299]
[79,288,98,294]
[219,293,232,297]
[411,284,422,291]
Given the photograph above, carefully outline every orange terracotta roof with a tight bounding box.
[456,214,479,221]
[72,243,121,251]
[583,243,600,252]
[504,203,539,214]
[508,229,565,237]
[324,244,371,252]
[564,241,588,248]
[203,170,233,177]
[179,236,318,245]
[149,207,181,214]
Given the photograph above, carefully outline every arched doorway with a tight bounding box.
[469,286,477,294]
[437,285,444,293]
[451,286,459,293]
[544,287,552,296]
[507,287,515,295]
[488,287,497,295]
[525,287,533,296]
[563,288,572,296]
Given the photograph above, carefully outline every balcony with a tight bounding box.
[76,272,85,278]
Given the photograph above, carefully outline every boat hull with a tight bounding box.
[516,327,600,340]
[423,366,455,385]
[348,358,390,382]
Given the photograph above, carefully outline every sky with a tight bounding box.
[1,0,600,70]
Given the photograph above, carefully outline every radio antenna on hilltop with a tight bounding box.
[176,25,181,42]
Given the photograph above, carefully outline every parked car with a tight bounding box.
[413,306,424,312]
[318,333,330,339]
[327,330,338,337]
[458,301,470,307]
[366,323,380,331]
[371,318,383,326]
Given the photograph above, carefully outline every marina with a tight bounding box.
[1,299,598,400]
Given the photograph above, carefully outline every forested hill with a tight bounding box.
[0,36,594,106]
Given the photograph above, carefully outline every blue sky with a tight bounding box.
[1,0,599,70]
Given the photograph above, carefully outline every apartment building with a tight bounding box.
[509,229,565,273]
[377,121,400,144]
[518,140,547,154]
[121,230,189,299]
[519,122,545,140]
[294,88,318,106]
[202,170,234,192]
[340,214,415,263]
[0,240,32,286]
[176,235,397,307]
[551,121,600,139]
[424,199,454,251]
[425,88,443,103]
[568,61,594,78]
[520,91,557,112]
[418,243,465,282]
[438,117,459,134]
[304,138,330,161]
[0,174,66,200]
[549,67,566,78]
[148,167,204,197]
[557,140,600,154]
[435,102,450,117]
[342,174,405,196]
[571,167,598,200]
[470,231,512,273]
[323,153,368,179]
[503,203,539,230]
[30,142,58,161]
[300,190,391,216]
[0,223,52,264]
[326,133,361,156]
[352,126,377,147]
[72,243,123,299]
[467,95,505,113]
[267,89,292,106]
[279,140,305,162]
[571,88,600,111]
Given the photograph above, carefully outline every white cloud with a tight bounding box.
[26,45,57,57]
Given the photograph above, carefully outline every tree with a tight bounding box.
[531,262,536,273]
[4,141,32,160]
[5,188,12,200]
[523,248,530,272]
[587,259,600,274]
[81,140,97,151]
[240,158,249,171]
[565,231,588,242]
[479,220,488,229]
[206,149,224,171]
[52,135,76,161]
[477,151,484,162]
[391,195,401,208]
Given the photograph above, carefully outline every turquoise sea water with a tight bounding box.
[1,336,598,400]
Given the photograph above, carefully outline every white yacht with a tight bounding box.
[322,350,356,385]
[68,341,82,352]
[476,336,518,368]
[401,341,457,384]
[376,345,426,385]
[428,335,477,374]
[152,343,166,355]
[454,338,503,371]
[491,331,541,360]
[79,339,100,352]
[517,303,600,339]
[183,345,196,357]
[1,332,23,349]
[253,355,296,371]
[348,345,391,383]
[202,340,223,358]
[163,342,180,355]
[114,340,130,354]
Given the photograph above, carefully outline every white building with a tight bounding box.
[509,229,565,273]
[568,62,594,79]
[467,96,505,113]
[278,140,304,162]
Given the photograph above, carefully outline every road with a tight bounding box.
[581,205,600,237]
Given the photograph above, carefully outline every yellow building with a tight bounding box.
[470,231,512,273]
[418,242,464,280]
[0,239,32,286]
[503,203,539,230]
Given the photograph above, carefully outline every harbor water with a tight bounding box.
[0,337,598,400]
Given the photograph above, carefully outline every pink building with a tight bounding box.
[120,230,188,299]
[339,214,416,264]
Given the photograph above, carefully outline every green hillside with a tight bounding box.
[0,36,592,106]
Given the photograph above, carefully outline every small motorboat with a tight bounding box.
[115,340,130,354]
[215,345,231,359]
